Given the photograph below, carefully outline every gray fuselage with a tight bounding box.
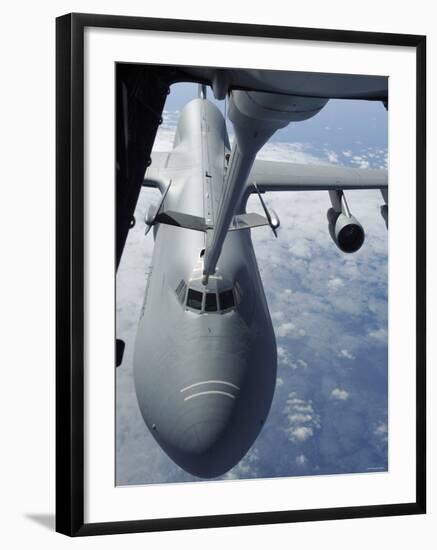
[133,98,277,478]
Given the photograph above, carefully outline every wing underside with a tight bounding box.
[245,160,387,196]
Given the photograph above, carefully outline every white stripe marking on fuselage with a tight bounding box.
[183,390,236,402]
[180,380,240,393]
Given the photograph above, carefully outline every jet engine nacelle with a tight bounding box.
[327,208,365,253]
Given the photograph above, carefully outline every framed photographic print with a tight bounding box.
[56,13,426,536]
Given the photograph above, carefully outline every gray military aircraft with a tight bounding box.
[130,76,388,479]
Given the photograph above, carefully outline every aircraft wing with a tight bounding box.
[245,160,387,196]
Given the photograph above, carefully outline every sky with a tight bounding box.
[116,81,388,486]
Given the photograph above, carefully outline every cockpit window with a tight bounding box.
[185,285,235,313]
[205,292,218,312]
[219,289,235,310]
[187,288,203,310]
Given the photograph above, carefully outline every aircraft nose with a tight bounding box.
[182,413,230,455]
[158,383,242,478]
[134,323,275,479]
[179,387,237,453]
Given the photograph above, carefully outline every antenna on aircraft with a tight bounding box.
[198,84,207,99]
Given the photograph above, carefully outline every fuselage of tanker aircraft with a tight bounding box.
[130,86,388,479]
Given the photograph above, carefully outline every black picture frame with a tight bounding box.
[56,12,426,537]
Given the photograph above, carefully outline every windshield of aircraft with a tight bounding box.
[179,282,235,313]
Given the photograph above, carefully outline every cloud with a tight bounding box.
[288,240,313,259]
[324,150,339,164]
[161,109,180,128]
[327,277,344,291]
[277,322,295,337]
[223,447,260,480]
[374,422,388,443]
[271,311,285,321]
[331,388,350,401]
[257,141,333,166]
[296,454,307,466]
[276,322,306,339]
[277,346,288,364]
[283,393,321,443]
[351,155,371,169]
[337,349,355,360]
[291,427,314,441]
[278,347,309,370]
[368,328,388,343]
